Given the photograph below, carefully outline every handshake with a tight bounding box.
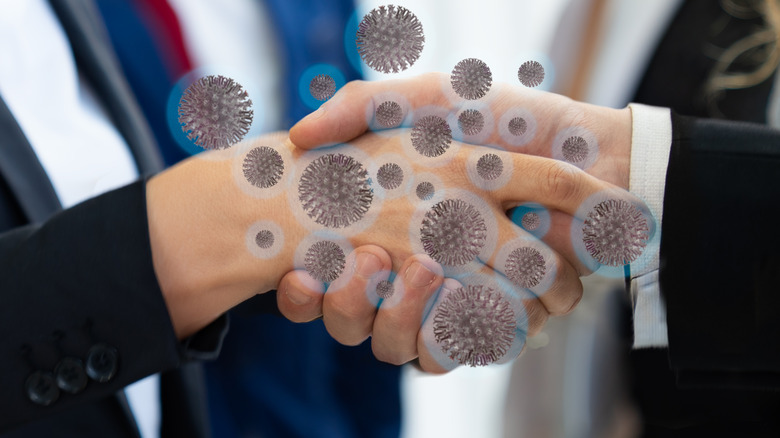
[148,73,655,373]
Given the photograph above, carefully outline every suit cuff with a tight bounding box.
[627,103,672,348]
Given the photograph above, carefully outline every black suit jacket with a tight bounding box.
[0,1,224,436]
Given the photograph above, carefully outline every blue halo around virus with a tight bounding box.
[298,64,346,111]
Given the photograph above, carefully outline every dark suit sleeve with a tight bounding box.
[660,113,780,389]
[0,180,228,432]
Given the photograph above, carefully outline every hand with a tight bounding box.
[147,125,644,369]
[289,72,633,189]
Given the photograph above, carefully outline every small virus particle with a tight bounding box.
[375,101,404,128]
[457,109,485,135]
[520,212,541,231]
[309,74,336,101]
[356,5,425,73]
[505,247,546,289]
[411,115,452,157]
[298,154,373,228]
[242,146,284,188]
[377,163,404,190]
[304,240,346,283]
[255,230,275,249]
[562,136,589,163]
[450,58,493,100]
[476,153,503,180]
[178,75,253,150]
[420,199,487,266]
[416,182,435,200]
[508,117,527,136]
[433,285,516,367]
[376,280,395,299]
[582,199,650,266]
[517,60,545,88]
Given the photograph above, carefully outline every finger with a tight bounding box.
[290,72,450,149]
[371,255,444,365]
[277,270,326,323]
[321,246,392,346]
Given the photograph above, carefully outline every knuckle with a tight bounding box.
[543,162,581,202]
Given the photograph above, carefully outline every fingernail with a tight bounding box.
[285,285,312,306]
[405,262,435,288]
[354,253,382,279]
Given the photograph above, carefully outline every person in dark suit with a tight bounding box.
[284,3,780,437]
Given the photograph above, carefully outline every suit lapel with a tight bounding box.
[48,0,164,175]
[0,97,62,223]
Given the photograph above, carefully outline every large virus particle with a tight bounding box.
[450,58,493,100]
[376,280,395,299]
[243,146,284,188]
[416,181,435,200]
[375,100,404,128]
[508,117,527,136]
[476,153,504,180]
[517,60,545,88]
[411,115,452,157]
[356,5,425,73]
[457,109,485,136]
[298,154,373,228]
[582,199,650,266]
[562,136,589,163]
[520,212,541,231]
[177,75,253,150]
[433,285,516,367]
[505,247,546,289]
[255,230,275,249]
[420,199,487,266]
[304,240,346,283]
[309,74,336,101]
[377,162,404,190]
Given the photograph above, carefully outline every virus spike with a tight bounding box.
[451,58,493,100]
[505,247,546,288]
[420,199,487,266]
[356,5,425,73]
[517,60,545,88]
[520,212,541,231]
[582,199,650,266]
[243,146,284,188]
[476,153,503,180]
[298,153,373,228]
[411,115,452,157]
[458,109,485,135]
[562,136,589,163]
[255,230,275,249]
[309,74,336,101]
[375,100,404,128]
[433,285,516,367]
[178,75,253,149]
[304,240,346,283]
[376,280,395,299]
[508,117,527,136]
[377,162,404,190]
[416,181,435,200]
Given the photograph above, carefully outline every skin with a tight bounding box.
[146,73,635,372]
[279,73,636,372]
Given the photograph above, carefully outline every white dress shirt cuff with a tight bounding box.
[627,103,672,348]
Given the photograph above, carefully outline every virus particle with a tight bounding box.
[356,5,425,73]
[298,153,373,228]
[476,153,503,180]
[433,285,516,367]
[457,109,485,135]
[411,115,452,157]
[562,136,589,163]
[420,199,487,266]
[377,163,404,190]
[376,280,395,299]
[243,146,284,188]
[582,199,650,266]
[304,240,346,283]
[520,212,541,231]
[450,58,493,100]
[505,247,546,289]
[517,60,545,88]
[375,100,404,128]
[416,181,435,200]
[178,75,254,150]
[309,74,336,101]
[508,117,527,136]
[255,230,275,249]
